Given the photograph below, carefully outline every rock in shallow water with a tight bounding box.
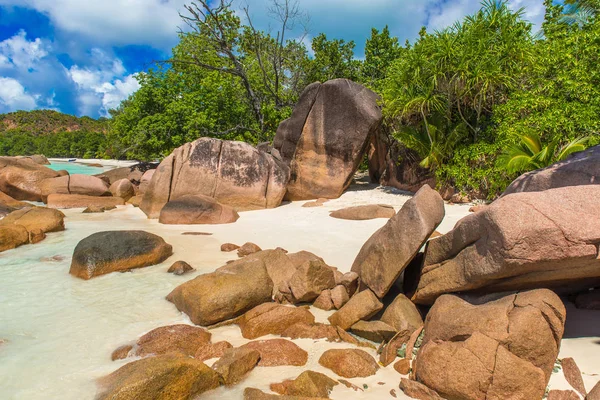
[167,260,195,275]
[69,230,173,280]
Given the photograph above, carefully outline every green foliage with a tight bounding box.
[0,109,108,135]
[362,26,403,89]
[306,33,361,83]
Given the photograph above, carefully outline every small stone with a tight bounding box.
[390,388,397,398]
[221,243,240,252]
[289,259,336,303]
[240,339,308,367]
[351,320,397,343]
[399,378,444,400]
[194,341,232,362]
[328,289,383,330]
[167,260,195,275]
[330,285,349,309]
[237,242,262,257]
[182,232,212,236]
[270,370,337,397]
[394,358,411,375]
[318,348,379,378]
[339,379,363,392]
[313,290,334,311]
[82,205,105,213]
[337,271,359,296]
[237,303,315,339]
[561,357,587,397]
[212,347,260,385]
[111,344,133,361]
[380,330,413,367]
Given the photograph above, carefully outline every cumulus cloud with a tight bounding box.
[0,30,49,70]
[0,77,39,112]
[66,49,139,116]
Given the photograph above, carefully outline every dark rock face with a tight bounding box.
[273,79,382,200]
[140,137,290,218]
[415,290,566,400]
[159,194,239,225]
[351,185,445,298]
[0,157,60,201]
[414,185,600,304]
[69,231,173,280]
[504,145,600,195]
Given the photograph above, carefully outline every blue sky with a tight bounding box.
[0,0,546,118]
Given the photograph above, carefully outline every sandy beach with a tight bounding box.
[0,159,598,399]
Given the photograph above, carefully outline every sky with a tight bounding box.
[0,0,546,118]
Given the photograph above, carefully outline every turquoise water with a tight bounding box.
[47,161,105,175]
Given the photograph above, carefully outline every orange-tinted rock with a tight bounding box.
[221,243,240,252]
[588,381,600,400]
[237,303,315,339]
[381,293,423,334]
[97,354,220,399]
[137,169,155,195]
[0,225,29,252]
[111,344,133,361]
[109,178,134,201]
[195,341,232,362]
[244,387,329,399]
[330,285,349,309]
[238,242,262,257]
[415,185,600,304]
[399,378,444,400]
[313,290,334,311]
[132,324,211,358]
[40,174,110,201]
[351,185,444,298]
[240,339,308,367]
[394,358,411,375]
[562,357,586,397]
[212,347,260,385]
[271,370,338,397]
[350,320,397,343]
[159,194,240,225]
[47,194,124,209]
[69,231,173,280]
[328,289,383,330]
[167,260,195,275]
[415,290,566,400]
[289,259,336,303]
[337,271,359,297]
[330,204,395,220]
[140,137,290,218]
[0,207,64,251]
[126,195,143,207]
[167,260,273,326]
[318,348,379,378]
[287,251,326,269]
[273,79,382,200]
[0,156,60,201]
[380,330,413,367]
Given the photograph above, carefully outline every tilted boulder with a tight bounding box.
[158,194,239,225]
[0,191,28,217]
[269,370,338,397]
[351,185,444,298]
[273,79,382,200]
[414,185,600,304]
[0,156,60,201]
[140,137,290,218]
[167,258,273,326]
[96,354,220,400]
[380,293,423,334]
[69,231,173,280]
[237,303,315,339]
[318,348,379,378]
[40,174,110,201]
[414,290,566,400]
[328,288,383,330]
[504,145,600,195]
[0,207,65,251]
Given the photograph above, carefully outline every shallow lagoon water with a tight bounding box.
[47,161,107,175]
[0,184,597,399]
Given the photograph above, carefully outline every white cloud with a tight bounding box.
[0,0,188,48]
[0,30,49,70]
[66,49,139,116]
[0,77,38,111]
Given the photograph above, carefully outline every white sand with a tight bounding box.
[0,178,597,399]
[48,158,140,168]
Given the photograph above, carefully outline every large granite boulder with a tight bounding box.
[328,288,383,330]
[109,178,135,201]
[158,194,239,225]
[318,348,379,378]
[0,191,28,217]
[140,137,290,218]
[0,157,60,201]
[236,303,315,339]
[166,259,273,326]
[96,354,221,400]
[351,185,444,298]
[0,207,65,251]
[240,339,308,367]
[414,290,566,400]
[414,185,600,304]
[273,79,382,200]
[69,231,173,280]
[0,225,29,252]
[46,194,125,209]
[40,174,110,201]
[504,145,600,195]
